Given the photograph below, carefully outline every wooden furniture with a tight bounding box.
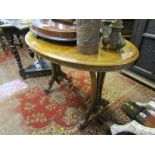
[130,19,155,82]
[122,19,135,40]
[0,19,52,79]
[31,19,76,42]
[0,28,9,53]
[121,20,155,88]
[25,31,139,129]
[0,19,31,49]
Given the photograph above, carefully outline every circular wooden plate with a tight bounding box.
[30,19,76,42]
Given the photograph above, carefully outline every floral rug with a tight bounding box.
[0,48,155,135]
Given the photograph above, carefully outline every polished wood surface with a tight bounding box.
[31,19,76,41]
[25,31,139,72]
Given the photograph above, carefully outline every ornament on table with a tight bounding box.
[77,19,101,55]
[101,19,113,49]
[101,19,126,52]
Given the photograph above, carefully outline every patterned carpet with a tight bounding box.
[0,48,155,135]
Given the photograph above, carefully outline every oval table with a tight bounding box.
[25,31,139,129]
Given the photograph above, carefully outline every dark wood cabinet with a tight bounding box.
[130,20,155,82]
[122,19,135,40]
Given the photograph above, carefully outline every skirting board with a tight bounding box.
[121,70,155,90]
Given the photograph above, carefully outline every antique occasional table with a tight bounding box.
[25,31,139,129]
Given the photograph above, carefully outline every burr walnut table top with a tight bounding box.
[25,31,139,72]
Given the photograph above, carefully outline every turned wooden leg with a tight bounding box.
[0,34,5,52]
[0,31,9,53]
[11,45,26,78]
[78,72,107,129]
[9,33,27,79]
[16,33,23,48]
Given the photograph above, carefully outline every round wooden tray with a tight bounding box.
[30,19,76,42]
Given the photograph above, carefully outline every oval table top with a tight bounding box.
[25,31,139,72]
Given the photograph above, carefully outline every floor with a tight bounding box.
[0,47,155,135]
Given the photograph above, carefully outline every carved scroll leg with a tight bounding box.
[78,71,97,129]
[54,64,64,84]
[93,72,106,112]
[44,63,58,94]
[55,65,72,83]
[78,72,107,129]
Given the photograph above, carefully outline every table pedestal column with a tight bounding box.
[78,72,109,129]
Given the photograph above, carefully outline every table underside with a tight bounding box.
[44,63,109,129]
